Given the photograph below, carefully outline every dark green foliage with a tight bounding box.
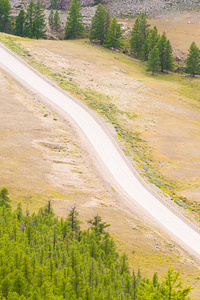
[185,41,200,77]
[0,198,192,299]
[23,0,46,39]
[89,4,107,45]
[147,46,160,75]
[65,0,84,39]
[13,9,25,36]
[130,12,150,58]
[0,0,11,33]
[104,16,122,49]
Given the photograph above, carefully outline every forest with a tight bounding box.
[0,188,192,299]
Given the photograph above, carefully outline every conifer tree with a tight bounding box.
[14,9,25,36]
[185,41,200,77]
[163,39,174,71]
[0,0,11,33]
[65,0,84,39]
[104,16,122,49]
[0,188,11,208]
[23,0,35,37]
[130,12,150,58]
[51,0,58,9]
[157,33,173,72]
[147,46,160,75]
[48,8,54,28]
[89,3,107,45]
[32,0,46,39]
[53,10,60,30]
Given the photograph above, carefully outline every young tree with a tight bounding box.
[89,3,107,45]
[53,10,60,30]
[48,8,54,28]
[14,9,25,36]
[67,206,81,238]
[65,0,84,39]
[185,41,200,77]
[104,16,122,49]
[0,0,11,33]
[147,46,160,75]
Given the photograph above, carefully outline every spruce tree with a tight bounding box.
[0,0,11,33]
[147,46,160,75]
[53,10,60,30]
[185,41,200,77]
[14,9,25,36]
[89,3,107,45]
[65,0,84,39]
[48,8,54,28]
[104,16,122,49]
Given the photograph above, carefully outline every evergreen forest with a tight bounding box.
[0,189,192,299]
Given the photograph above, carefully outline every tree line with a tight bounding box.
[0,188,192,299]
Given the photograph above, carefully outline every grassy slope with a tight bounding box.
[0,33,200,298]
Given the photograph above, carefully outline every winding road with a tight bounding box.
[0,43,200,257]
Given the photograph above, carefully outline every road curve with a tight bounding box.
[0,43,200,257]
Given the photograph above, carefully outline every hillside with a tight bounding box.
[0,30,200,298]
[10,0,200,17]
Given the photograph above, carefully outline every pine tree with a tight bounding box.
[185,41,200,77]
[0,188,11,208]
[23,0,35,37]
[89,3,107,45]
[130,12,150,58]
[48,8,54,28]
[53,10,60,30]
[65,0,84,39]
[104,16,122,49]
[32,0,46,39]
[147,46,160,75]
[163,39,174,71]
[14,9,25,36]
[51,0,58,9]
[0,0,11,33]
